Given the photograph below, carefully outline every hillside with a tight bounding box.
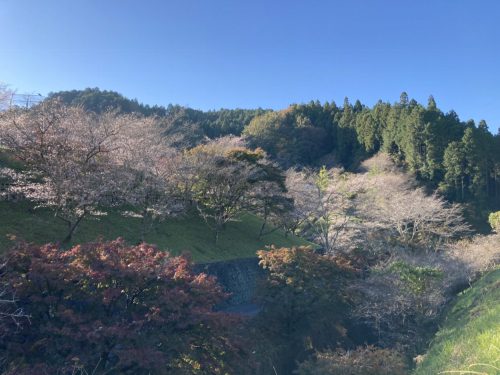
[1,91,498,374]
[414,268,500,375]
[0,201,311,263]
[0,146,311,263]
[47,88,500,229]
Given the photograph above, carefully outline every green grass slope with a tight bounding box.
[0,201,311,262]
[414,268,500,375]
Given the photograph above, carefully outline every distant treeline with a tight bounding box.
[49,89,500,212]
[48,88,269,139]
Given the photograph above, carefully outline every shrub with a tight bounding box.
[449,233,500,282]
[0,239,246,374]
[296,345,408,375]
[488,211,500,232]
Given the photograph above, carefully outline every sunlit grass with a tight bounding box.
[414,269,500,375]
[0,200,312,262]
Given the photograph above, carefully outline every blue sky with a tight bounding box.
[1,0,499,133]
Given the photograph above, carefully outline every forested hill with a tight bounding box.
[243,95,500,223]
[48,89,500,218]
[48,88,169,116]
[48,88,269,141]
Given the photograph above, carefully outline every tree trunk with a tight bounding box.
[495,170,499,205]
[259,210,270,240]
[214,228,220,245]
[140,209,150,243]
[213,219,224,245]
[63,213,86,244]
[461,176,465,201]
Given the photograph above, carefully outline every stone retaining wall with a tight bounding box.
[193,257,266,308]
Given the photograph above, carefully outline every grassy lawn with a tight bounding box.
[0,201,312,263]
[414,268,500,375]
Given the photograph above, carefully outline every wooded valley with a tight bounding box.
[0,86,498,374]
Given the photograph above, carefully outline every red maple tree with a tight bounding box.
[1,239,246,374]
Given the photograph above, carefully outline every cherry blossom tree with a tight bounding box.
[112,117,184,240]
[0,101,131,242]
[285,167,361,253]
[362,170,471,250]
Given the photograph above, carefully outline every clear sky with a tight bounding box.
[1,0,499,133]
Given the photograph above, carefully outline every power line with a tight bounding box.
[9,93,45,109]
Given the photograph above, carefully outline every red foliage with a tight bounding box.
[0,239,246,374]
